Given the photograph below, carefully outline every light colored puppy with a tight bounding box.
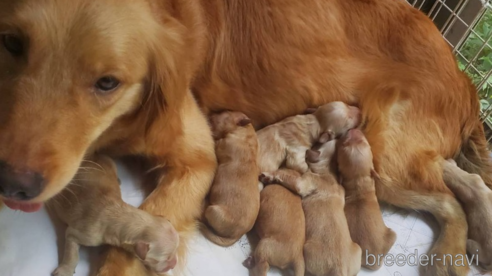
[243,184,305,276]
[337,129,396,270]
[442,159,492,271]
[201,111,260,246]
[257,101,360,174]
[47,155,179,276]
[262,140,361,276]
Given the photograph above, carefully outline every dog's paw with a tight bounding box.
[52,266,75,276]
[259,173,275,185]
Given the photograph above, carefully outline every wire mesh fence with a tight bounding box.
[407,0,492,140]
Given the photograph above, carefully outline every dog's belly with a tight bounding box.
[193,0,466,130]
[193,0,472,190]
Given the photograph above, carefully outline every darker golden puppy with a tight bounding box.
[201,111,260,246]
[337,129,396,270]
[244,184,305,276]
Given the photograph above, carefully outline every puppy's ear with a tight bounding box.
[304,107,318,114]
[134,242,150,260]
[318,130,335,143]
[371,168,381,180]
[306,149,321,163]
[237,116,252,127]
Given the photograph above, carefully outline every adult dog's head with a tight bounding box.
[0,0,187,211]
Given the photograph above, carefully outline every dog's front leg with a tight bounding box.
[98,154,216,276]
[98,103,217,276]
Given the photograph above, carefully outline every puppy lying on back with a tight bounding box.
[442,159,492,271]
[337,129,396,270]
[262,140,361,276]
[257,101,360,174]
[201,111,260,246]
[244,183,306,276]
[47,155,179,276]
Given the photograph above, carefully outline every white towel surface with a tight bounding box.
[0,161,484,276]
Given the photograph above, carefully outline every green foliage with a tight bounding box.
[458,9,492,122]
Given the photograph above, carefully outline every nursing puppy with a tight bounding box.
[201,111,260,246]
[337,129,396,270]
[48,155,179,276]
[262,140,361,276]
[244,184,305,276]
[257,102,360,174]
[442,159,492,271]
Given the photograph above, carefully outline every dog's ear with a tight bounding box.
[142,18,188,149]
[304,107,318,114]
[306,149,321,163]
[371,168,380,180]
[134,242,150,260]
[318,130,335,143]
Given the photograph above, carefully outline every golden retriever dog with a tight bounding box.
[442,159,492,271]
[0,0,489,275]
[262,141,362,276]
[257,102,360,174]
[47,155,179,276]
[244,184,305,276]
[201,111,260,246]
[337,129,396,270]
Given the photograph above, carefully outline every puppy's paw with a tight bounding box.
[52,266,75,276]
[259,173,275,185]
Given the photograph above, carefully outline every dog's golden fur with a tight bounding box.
[1,0,491,275]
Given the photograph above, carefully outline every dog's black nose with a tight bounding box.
[0,161,44,201]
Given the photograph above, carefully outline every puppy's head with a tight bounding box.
[209,111,251,139]
[135,216,180,274]
[0,0,186,210]
[314,102,361,140]
[337,129,378,179]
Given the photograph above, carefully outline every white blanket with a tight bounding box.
[0,161,482,276]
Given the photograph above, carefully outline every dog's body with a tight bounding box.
[245,184,305,276]
[1,0,491,275]
[47,155,179,276]
[262,141,361,276]
[201,111,260,246]
[338,129,396,270]
[442,160,492,271]
[257,102,360,173]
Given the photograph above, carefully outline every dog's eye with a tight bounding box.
[1,35,24,57]
[95,76,120,93]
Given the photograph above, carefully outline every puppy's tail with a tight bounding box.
[199,223,239,247]
[455,119,492,188]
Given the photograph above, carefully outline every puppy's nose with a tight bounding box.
[0,161,45,201]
